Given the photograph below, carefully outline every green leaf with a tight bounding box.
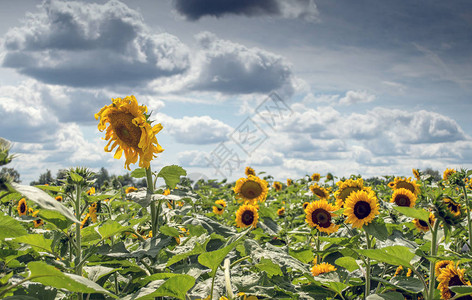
[136,275,195,300]
[11,183,80,224]
[364,219,389,241]
[157,165,187,189]
[393,206,430,222]
[97,220,131,240]
[0,213,27,239]
[255,258,283,278]
[198,228,249,276]
[449,285,472,296]
[69,171,84,183]
[131,168,146,178]
[366,292,404,300]
[160,225,180,237]
[0,271,13,285]
[356,246,415,268]
[28,261,117,297]
[335,256,359,272]
[15,235,53,254]
[166,236,210,267]
[39,209,72,230]
[289,247,313,264]
[372,276,424,293]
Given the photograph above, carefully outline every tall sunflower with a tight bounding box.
[305,200,339,234]
[287,178,293,186]
[344,190,379,229]
[95,95,164,170]
[443,168,456,181]
[245,166,256,176]
[55,195,63,202]
[235,205,259,228]
[273,181,282,191]
[412,168,421,181]
[311,262,337,276]
[17,198,27,216]
[277,207,285,216]
[334,178,367,209]
[443,197,461,217]
[125,186,138,194]
[390,188,417,207]
[234,175,268,204]
[309,183,330,200]
[435,260,454,276]
[311,173,321,182]
[389,177,420,195]
[212,199,227,215]
[437,263,471,300]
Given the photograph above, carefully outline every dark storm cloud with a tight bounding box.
[1,0,190,87]
[173,0,318,21]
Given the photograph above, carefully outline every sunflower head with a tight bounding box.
[287,178,293,186]
[412,169,421,181]
[326,173,334,181]
[344,190,379,229]
[435,197,462,227]
[245,166,256,176]
[273,181,282,191]
[311,173,321,182]
[81,214,90,229]
[17,198,27,216]
[391,177,420,195]
[443,168,456,182]
[390,188,417,207]
[125,186,138,194]
[413,213,435,232]
[277,207,285,216]
[435,260,455,277]
[86,187,95,196]
[437,263,471,300]
[309,183,330,200]
[394,265,404,277]
[95,96,164,170]
[212,199,227,215]
[311,262,337,277]
[33,218,44,228]
[234,175,268,204]
[334,178,365,208]
[55,195,63,202]
[235,204,259,228]
[305,200,340,234]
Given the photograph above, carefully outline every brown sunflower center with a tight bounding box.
[217,205,223,211]
[240,180,263,199]
[20,202,26,213]
[313,188,328,198]
[354,201,371,219]
[448,202,459,213]
[312,208,332,228]
[394,194,411,207]
[109,112,142,149]
[396,181,415,193]
[418,219,428,227]
[340,187,361,201]
[241,210,255,226]
[448,275,468,298]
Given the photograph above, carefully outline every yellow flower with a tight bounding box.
[311,262,337,276]
[163,188,170,196]
[394,265,403,277]
[413,212,435,232]
[309,183,330,200]
[435,260,454,276]
[81,214,90,229]
[334,178,366,208]
[277,207,285,216]
[125,186,138,194]
[344,190,379,229]
[33,218,44,228]
[390,177,420,195]
[412,168,421,181]
[406,268,412,277]
[89,202,98,223]
[443,197,461,217]
[305,200,340,234]
[234,175,268,204]
[311,173,321,182]
[443,168,456,181]
[95,95,164,170]
[235,204,259,228]
[437,263,471,299]
[212,199,227,215]
[86,187,95,196]
[245,166,256,176]
[287,178,293,186]
[55,195,63,202]
[390,188,416,207]
[17,198,27,216]
[273,181,282,191]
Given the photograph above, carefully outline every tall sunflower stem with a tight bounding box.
[428,218,440,300]
[74,184,83,300]
[145,167,157,236]
[315,231,321,264]
[462,185,472,252]
[364,231,371,299]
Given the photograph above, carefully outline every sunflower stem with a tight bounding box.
[74,184,83,300]
[145,167,157,237]
[364,231,371,299]
[462,185,472,253]
[428,218,440,300]
[316,231,321,264]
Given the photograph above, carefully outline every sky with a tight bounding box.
[1,0,472,184]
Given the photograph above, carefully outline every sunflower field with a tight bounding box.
[2,97,472,300]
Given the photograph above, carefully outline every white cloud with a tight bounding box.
[177,150,210,167]
[158,113,232,145]
[339,90,376,105]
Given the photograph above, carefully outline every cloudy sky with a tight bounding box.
[1,0,472,184]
